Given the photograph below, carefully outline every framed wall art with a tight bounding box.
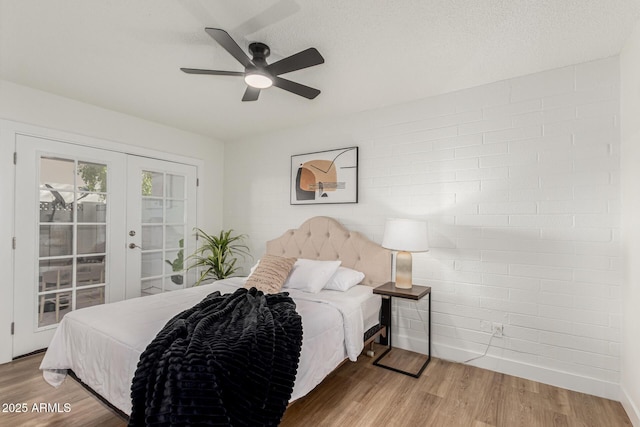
[290,146,358,205]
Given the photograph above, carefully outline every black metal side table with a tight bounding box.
[372,281,431,378]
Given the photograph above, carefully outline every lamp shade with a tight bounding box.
[381,218,429,252]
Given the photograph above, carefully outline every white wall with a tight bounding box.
[620,21,640,427]
[224,57,622,399]
[0,80,225,364]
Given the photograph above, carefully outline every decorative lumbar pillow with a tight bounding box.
[323,266,365,291]
[245,255,297,294]
[249,260,260,275]
[283,259,342,293]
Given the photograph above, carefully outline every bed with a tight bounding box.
[40,216,391,417]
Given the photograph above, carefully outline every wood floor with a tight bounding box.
[0,352,125,427]
[0,346,631,427]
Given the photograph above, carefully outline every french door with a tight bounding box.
[124,156,197,299]
[13,136,198,357]
[13,135,127,356]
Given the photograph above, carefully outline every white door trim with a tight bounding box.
[0,124,17,364]
[0,119,205,364]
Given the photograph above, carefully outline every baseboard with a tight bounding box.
[393,334,620,401]
[621,385,640,427]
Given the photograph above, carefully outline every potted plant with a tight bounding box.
[165,239,184,285]
[188,228,250,285]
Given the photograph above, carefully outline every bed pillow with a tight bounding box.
[323,266,366,291]
[249,260,260,275]
[283,259,342,293]
[244,255,297,294]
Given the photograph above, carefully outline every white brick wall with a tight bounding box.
[224,56,621,399]
[621,20,640,426]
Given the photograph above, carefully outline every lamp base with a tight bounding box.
[395,251,412,289]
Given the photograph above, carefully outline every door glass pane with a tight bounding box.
[165,226,184,250]
[39,260,73,291]
[77,258,105,286]
[39,225,73,257]
[141,278,162,296]
[77,225,106,255]
[38,291,72,328]
[77,194,107,223]
[166,200,184,223]
[40,157,74,189]
[77,161,108,192]
[76,287,105,310]
[166,174,185,199]
[142,171,163,197]
[165,249,183,275]
[141,252,163,278]
[142,225,163,250]
[39,190,74,223]
[142,199,163,223]
[165,276,184,291]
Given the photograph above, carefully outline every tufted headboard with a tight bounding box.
[266,216,391,287]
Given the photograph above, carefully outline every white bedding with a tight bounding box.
[40,278,381,415]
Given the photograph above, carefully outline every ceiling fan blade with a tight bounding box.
[273,77,321,99]
[205,28,254,68]
[265,48,324,76]
[242,87,261,102]
[180,68,245,76]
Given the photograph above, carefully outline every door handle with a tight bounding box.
[129,243,141,249]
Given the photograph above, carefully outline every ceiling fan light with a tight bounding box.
[244,73,273,89]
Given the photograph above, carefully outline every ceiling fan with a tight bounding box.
[181,28,324,102]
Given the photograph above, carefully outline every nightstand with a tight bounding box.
[372,281,431,378]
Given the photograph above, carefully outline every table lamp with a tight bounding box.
[381,218,429,289]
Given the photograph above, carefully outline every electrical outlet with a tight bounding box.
[492,323,504,337]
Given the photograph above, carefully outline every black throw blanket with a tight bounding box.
[129,287,303,427]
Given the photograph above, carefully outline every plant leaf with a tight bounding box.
[186,227,251,284]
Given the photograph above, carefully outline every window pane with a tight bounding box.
[142,225,163,250]
[38,291,72,327]
[39,225,73,257]
[77,257,105,287]
[141,252,163,278]
[77,225,106,255]
[166,174,185,199]
[39,260,73,291]
[166,200,184,223]
[77,161,108,192]
[142,171,163,197]
[76,287,105,310]
[142,199,163,223]
[40,157,74,189]
[77,194,107,223]
[39,190,74,223]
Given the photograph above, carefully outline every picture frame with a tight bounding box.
[290,146,358,205]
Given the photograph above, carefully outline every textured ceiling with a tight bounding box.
[1,0,639,141]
